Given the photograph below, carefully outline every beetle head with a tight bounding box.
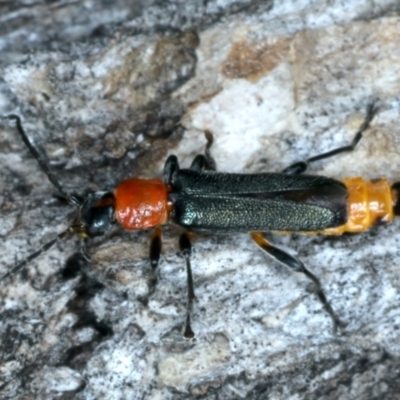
[74,191,116,238]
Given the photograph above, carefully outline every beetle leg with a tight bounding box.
[204,130,216,171]
[163,155,180,184]
[190,130,217,171]
[190,154,212,171]
[283,101,379,175]
[190,154,216,171]
[251,232,346,333]
[179,232,196,339]
[148,226,163,295]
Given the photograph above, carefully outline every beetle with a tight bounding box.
[1,102,393,337]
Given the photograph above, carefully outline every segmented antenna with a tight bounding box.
[0,228,72,284]
[5,115,79,206]
[0,115,82,283]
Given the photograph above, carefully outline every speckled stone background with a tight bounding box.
[1,1,400,399]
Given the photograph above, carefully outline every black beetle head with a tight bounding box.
[77,191,116,238]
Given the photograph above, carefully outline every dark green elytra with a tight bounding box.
[169,170,348,234]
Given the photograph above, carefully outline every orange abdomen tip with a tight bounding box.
[114,178,169,230]
[324,177,394,235]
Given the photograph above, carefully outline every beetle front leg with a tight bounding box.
[179,232,196,339]
[148,226,162,296]
[251,232,345,333]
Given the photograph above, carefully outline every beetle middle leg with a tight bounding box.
[181,130,218,337]
[161,131,216,337]
[190,130,216,171]
[164,130,216,183]
[179,131,217,337]
[283,101,379,175]
[179,232,196,339]
[251,232,345,333]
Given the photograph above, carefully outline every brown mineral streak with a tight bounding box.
[102,32,198,105]
[187,87,224,110]
[221,38,289,82]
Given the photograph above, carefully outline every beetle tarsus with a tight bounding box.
[301,265,347,334]
[183,314,195,339]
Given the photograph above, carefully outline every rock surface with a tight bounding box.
[1,1,400,399]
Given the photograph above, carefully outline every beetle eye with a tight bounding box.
[80,192,116,237]
[85,205,115,237]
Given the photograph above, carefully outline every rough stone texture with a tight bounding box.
[1,1,400,399]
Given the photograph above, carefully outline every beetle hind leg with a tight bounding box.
[251,232,346,333]
[282,101,379,175]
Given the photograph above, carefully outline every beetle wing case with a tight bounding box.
[169,170,348,233]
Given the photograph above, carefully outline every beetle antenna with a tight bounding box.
[3,115,80,206]
[0,228,73,284]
